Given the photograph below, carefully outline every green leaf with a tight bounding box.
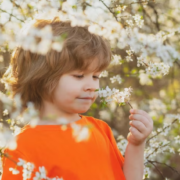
[119,102,125,106]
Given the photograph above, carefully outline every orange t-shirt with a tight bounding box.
[2,115,126,180]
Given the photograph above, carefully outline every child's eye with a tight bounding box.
[74,75,84,78]
[93,76,100,79]
[73,75,100,79]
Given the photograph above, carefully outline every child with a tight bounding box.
[1,17,153,180]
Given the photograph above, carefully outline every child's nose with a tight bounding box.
[84,79,99,92]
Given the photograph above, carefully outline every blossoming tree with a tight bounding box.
[0,0,180,179]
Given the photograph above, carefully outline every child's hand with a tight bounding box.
[127,109,153,146]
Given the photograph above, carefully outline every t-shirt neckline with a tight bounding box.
[25,114,85,129]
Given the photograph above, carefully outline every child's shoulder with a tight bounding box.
[15,124,38,141]
[83,115,111,132]
[83,115,116,144]
[84,115,108,124]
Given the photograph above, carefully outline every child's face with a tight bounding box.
[52,63,101,115]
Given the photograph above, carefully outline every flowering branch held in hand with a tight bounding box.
[97,86,133,109]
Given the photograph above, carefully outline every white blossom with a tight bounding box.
[9,167,20,175]
[117,135,128,155]
[33,166,47,180]
[149,98,167,114]
[133,14,144,28]
[17,158,26,166]
[110,55,122,66]
[22,162,35,180]
[98,86,133,104]
[110,75,122,84]
[3,109,9,116]
[125,55,133,62]
[126,19,134,27]
[99,70,108,78]
[71,123,90,142]
[174,136,180,144]
[143,166,151,179]
[145,62,170,78]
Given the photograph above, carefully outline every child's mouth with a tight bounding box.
[78,97,93,101]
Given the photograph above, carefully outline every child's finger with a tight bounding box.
[129,120,146,134]
[129,126,143,140]
[129,114,149,128]
[130,109,152,122]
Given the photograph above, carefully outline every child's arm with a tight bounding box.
[123,109,153,180]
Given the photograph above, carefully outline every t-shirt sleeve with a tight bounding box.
[106,125,125,167]
[98,120,125,168]
[1,148,25,180]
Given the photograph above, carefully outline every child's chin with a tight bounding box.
[77,109,89,114]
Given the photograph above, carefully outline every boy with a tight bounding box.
[1,17,153,180]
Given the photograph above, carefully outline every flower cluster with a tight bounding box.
[110,55,122,66]
[145,62,170,78]
[117,135,128,155]
[137,55,170,78]
[126,14,144,29]
[9,159,34,179]
[174,136,180,144]
[133,14,144,28]
[9,158,63,180]
[128,28,180,67]
[98,86,133,105]
[149,98,167,116]
[99,70,109,78]
[18,24,63,55]
[110,75,122,84]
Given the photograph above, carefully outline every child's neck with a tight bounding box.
[38,100,81,125]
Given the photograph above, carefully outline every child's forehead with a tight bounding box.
[70,68,101,74]
[70,60,102,73]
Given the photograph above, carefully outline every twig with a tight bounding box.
[148,161,165,179]
[2,152,18,165]
[146,118,178,144]
[1,152,56,179]
[148,160,180,175]
[110,0,155,8]
[146,142,170,159]
[127,101,133,109]
[10,0,33,20]
[148,3,160,31]
[171,64,176,99]
[0,9,25,23]
[129,0,154,5]
[142,61,149,67]
[99,0,118,21]
[141,5,158,33]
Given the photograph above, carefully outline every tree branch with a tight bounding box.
[148,160,180,175]
[148,3,160,31]
[145,142,170,159]
[148,161,165,179]
[99,0,118,21]
[0,9,25,23]
[146,118,178,144]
